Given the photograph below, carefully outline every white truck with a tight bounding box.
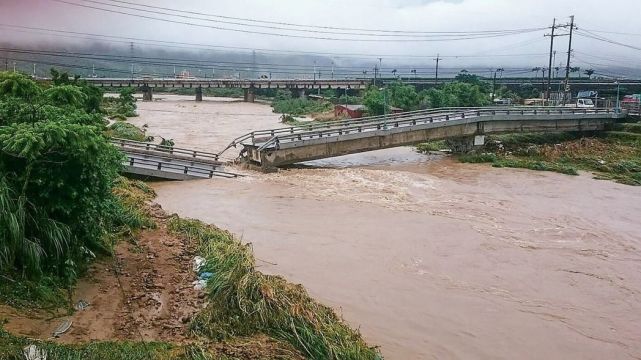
[564,98,595,108]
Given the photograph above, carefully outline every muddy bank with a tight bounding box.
[0,206,202,344]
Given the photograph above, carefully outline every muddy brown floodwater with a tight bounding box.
[138,95,641,359]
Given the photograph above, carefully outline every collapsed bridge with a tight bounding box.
[220,107,626,168]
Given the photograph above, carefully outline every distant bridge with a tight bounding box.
[111,138,239,180]
[220,107,626,168]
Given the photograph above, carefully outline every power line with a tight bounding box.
[575,30,641,52]
[49,0,545,42]
[96,0,546,36]
[0,24,548,61]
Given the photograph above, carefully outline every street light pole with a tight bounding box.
[615,81,621,113]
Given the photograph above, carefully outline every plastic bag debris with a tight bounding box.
[74,299,90,311]
[23,345,47,360]
[192,256,206,272]
[52,319,72,338]
[198,272,213,281]
[192,280,207,291]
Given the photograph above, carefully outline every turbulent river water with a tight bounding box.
[132,95,641,360]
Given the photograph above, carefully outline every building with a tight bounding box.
[334,104,405,119]
[334,104,367,118]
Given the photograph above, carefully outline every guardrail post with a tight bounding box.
[209,171,214,179]
[492,110,496,115]
[461,113,465,119]
[129,158,135,166]
[157,162,162,170]
[145,143,150,150]
[445,115,449,120]
[184,166,188,175]
[358,126,362,132]
[476,111,481,116]
[250,132,255,144]
[507,110,510,115]
[192,150,197,158]
[412,119,416,125]
[429,117,433,123]
[534,110,537,115]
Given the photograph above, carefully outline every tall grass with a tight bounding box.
[167,218,381,360]
[0,177,71,277]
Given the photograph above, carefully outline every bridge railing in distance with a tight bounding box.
[254,107,616,151]
[125,156,242,179]
[112,138,220,162]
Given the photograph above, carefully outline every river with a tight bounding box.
[133,95,641,360]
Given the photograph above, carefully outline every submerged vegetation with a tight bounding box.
[168,218,380,360]
[418,124,641,185]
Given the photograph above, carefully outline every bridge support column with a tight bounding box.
[142,86,153,101]
[195,86,203,102]
[446,135,485,153]
[297,89,306,99]
[243,88,255,102]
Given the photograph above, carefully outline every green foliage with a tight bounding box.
[106,122,147,141]
[387,82,420,111]
[0,72,124,280]
[416,141,447,153]
[272,98,331,116]
[421,82,491,108]
[168,218,380,360]
[362,87,387,116]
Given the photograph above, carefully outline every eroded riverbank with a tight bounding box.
[140,95,641,359]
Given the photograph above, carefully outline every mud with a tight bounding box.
[0,206,203,344]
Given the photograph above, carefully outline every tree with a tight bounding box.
[584,69,595,79]
[387,82,420,111]
[0,72,123,279]
[362,86,388,116]
[420,81,490,108]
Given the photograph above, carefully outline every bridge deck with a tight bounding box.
[227,107,626,168]
[112,138,240,180]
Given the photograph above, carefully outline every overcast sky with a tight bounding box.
[0,0,639,74]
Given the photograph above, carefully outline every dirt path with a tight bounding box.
[0,205,203,344]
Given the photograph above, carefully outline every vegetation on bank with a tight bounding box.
[1,71,380,359]
[168,218,381,360]
[271,90,332,116]
[418,124,641,185]
[102,87,138,119]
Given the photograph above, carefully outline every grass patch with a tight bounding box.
[416,141,447,153]
[456,131,641,185]
[272,98,332,116]
[0,327,225,360]
[167,218,381,360]
[105,122,148,142]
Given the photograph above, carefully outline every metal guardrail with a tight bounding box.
[112,138,220,161]
[125,156,241,179]
[252,107,618,151]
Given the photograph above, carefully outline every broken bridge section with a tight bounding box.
[111,138,241,180]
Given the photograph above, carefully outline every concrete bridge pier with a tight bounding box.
[243,88,255,102]
[141,86,153,101]
[297,89,307,99]
[446,135,486,153]
[195,86,203,102]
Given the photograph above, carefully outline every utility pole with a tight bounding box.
[32,63,36,77]
[491,68,504,102]
[563,15,576,105]
[434,54,441,85]
[544,18,556,101]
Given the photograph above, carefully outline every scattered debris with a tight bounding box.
[192,256,206,272]
[23,345,47,360]
[198,272,213,281]
[192,280,207,291]
[52,319,72,338]
[74,299,90,311]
